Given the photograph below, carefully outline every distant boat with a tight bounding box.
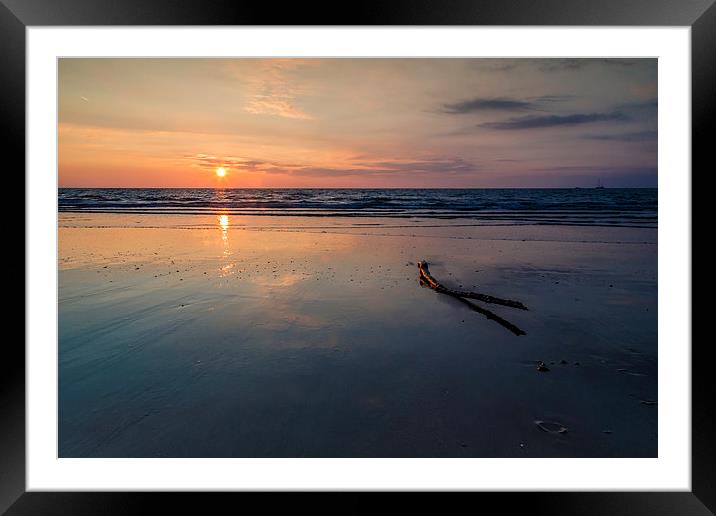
[595,179,605,189]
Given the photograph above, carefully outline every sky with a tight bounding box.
[58,58,657,188]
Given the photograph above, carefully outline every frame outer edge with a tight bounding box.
[691,1,716,514]
[7,0,714,513]
[0,0,715,26]
[0,1,27,514]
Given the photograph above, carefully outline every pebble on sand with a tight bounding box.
[535,420,568,434]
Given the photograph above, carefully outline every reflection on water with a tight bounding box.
[220,262,235,277]
[217,213,234,276]
[218,214,229,246]
[215,188,231,253]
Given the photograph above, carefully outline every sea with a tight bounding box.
[58,188,657,228]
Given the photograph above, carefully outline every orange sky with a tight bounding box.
[59,58,657,188]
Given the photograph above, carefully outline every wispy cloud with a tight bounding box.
[440,94,574,115]
[245,97,312,120]
[538,58,639,72]
[538,59,587,72]
[236,59,315,120]
[583,130,657,142]
[180,154,299,173]
[533,95,576,103]
[442,97,535,114]
[181,154,477,177]
[313,158,477,176]
[470,60,522,72]
[480,111,628,130]
[601,58,639,67]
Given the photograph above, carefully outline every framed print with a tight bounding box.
[4,0,712,514]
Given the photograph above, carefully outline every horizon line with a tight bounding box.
[57,186,658,190]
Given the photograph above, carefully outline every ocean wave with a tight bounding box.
[58,188,657,227]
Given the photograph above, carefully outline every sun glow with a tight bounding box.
[216,167,227,178]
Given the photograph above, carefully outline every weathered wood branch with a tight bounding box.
[453,295,527,336]
[418,261,528,311]
[417,260,527,336]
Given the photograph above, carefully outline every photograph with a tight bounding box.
[57,57,658,458]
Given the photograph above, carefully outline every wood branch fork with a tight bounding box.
[417,260,528,336]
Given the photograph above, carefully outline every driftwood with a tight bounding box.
[418,261,528,310]
[418,260,527,336]
[452,296,527,336]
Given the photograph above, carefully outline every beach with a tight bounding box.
[59,211,657,458]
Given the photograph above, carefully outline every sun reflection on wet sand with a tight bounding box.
[217,213,235,276]
[218,214,229,242]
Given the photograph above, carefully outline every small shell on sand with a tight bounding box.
[535,420,568,434]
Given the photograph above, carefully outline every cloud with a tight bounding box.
[440,94,574,115]
[480,111,629,130]
[234,59,315,120]
[245,97,312,120]
[538,59,587,72]
[441,97,535,114]
[470,60,522,72]
[467,58,641,74]
[180,154,282,172]
[278,158,478,177]
[181,154,477,177]
[601,58,639,67]
[583,130,657,142]
[348,158,476,174]
[538,58,640,72]
[532,95,575,103]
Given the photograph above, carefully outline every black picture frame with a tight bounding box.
[3,1,711,514]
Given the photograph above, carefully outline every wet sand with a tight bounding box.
[59,213,657,457]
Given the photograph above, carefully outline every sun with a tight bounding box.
[215,167,227,178]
